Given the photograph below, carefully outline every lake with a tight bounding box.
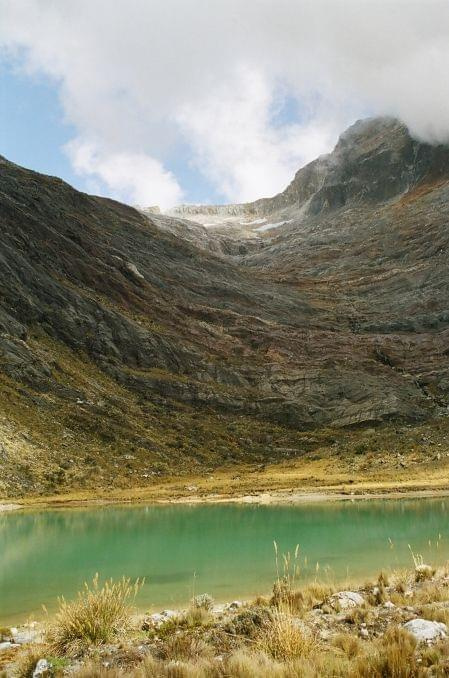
[1,498,449,624]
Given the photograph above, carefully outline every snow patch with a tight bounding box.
[256,219,293,232]
[241,218,266,225]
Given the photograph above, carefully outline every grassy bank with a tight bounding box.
[2,552,449,677]
[6,444,449,511]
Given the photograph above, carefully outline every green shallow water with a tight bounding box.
[1,498,449,624]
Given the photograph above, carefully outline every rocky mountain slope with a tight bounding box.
[1,117,449,497]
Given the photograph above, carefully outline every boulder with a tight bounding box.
[403,619,448,643]
[13,628,40,644]
[330,591,364,610]
[32,659,52,677]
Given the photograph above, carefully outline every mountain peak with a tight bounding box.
[166,117,449,233]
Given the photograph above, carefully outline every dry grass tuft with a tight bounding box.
[420,604,449,625]
[135,656,214,678]
[333,633,362,659]
[343,604,373,626]
[390,568,414,595]
[257,611,316,662]
[157,633,213,662]
[225,649,288,678]
[352,626,418,678]
[191,594,214,612]
[48,574,141,656]
[13,645,49,678]
[72,662,123,677]
[0,627,11,642]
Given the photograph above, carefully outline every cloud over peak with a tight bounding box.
[1,0,449,207]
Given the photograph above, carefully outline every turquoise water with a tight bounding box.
[1,498,449,624]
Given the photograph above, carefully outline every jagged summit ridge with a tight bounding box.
[164,117,449,235]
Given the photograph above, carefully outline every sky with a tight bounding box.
[0,1,449,209]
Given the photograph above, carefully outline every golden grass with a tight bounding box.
[13,645,50,678]
[257,610,316,662]
[48,574,141,656]
[10,546,449,677]
[0,627,10,642]
[158,634,213,663]
[333,633,362,659]
[71,662,123,677]
[419,604,449,625]
[351,627,418,678]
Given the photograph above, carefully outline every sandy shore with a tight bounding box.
[3,484,449,513]
[0,503,22,512]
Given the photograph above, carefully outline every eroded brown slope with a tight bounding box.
[1,117,449,497]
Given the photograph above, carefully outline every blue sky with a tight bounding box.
[0,64,81,187]
[0,61,222,204]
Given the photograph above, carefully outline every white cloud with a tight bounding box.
[176,67,339,202]
[66,139,183,209]
[0,0,449,206]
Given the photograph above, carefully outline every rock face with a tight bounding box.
[1,116,449,495]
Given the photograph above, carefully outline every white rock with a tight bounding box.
[403,618,448,643]
[319,629,331,640]
[227,600,243,610]
[384,601,396,609]
[13,628,39,644]
[0,641,15,651]
[32,659,51,677]
[145,609,179,628]
[360,628,369,638]
[330,591,364,610]
[125,262,144,280]
[213,604,226,614]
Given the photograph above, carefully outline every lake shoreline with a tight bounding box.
[3,483,449,513]
[3,561,449,677]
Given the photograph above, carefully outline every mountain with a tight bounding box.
[1,117,449,497]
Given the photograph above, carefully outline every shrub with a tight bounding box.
[48,574,141,656]
[191,594,214,612]
[224,606,273,639]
